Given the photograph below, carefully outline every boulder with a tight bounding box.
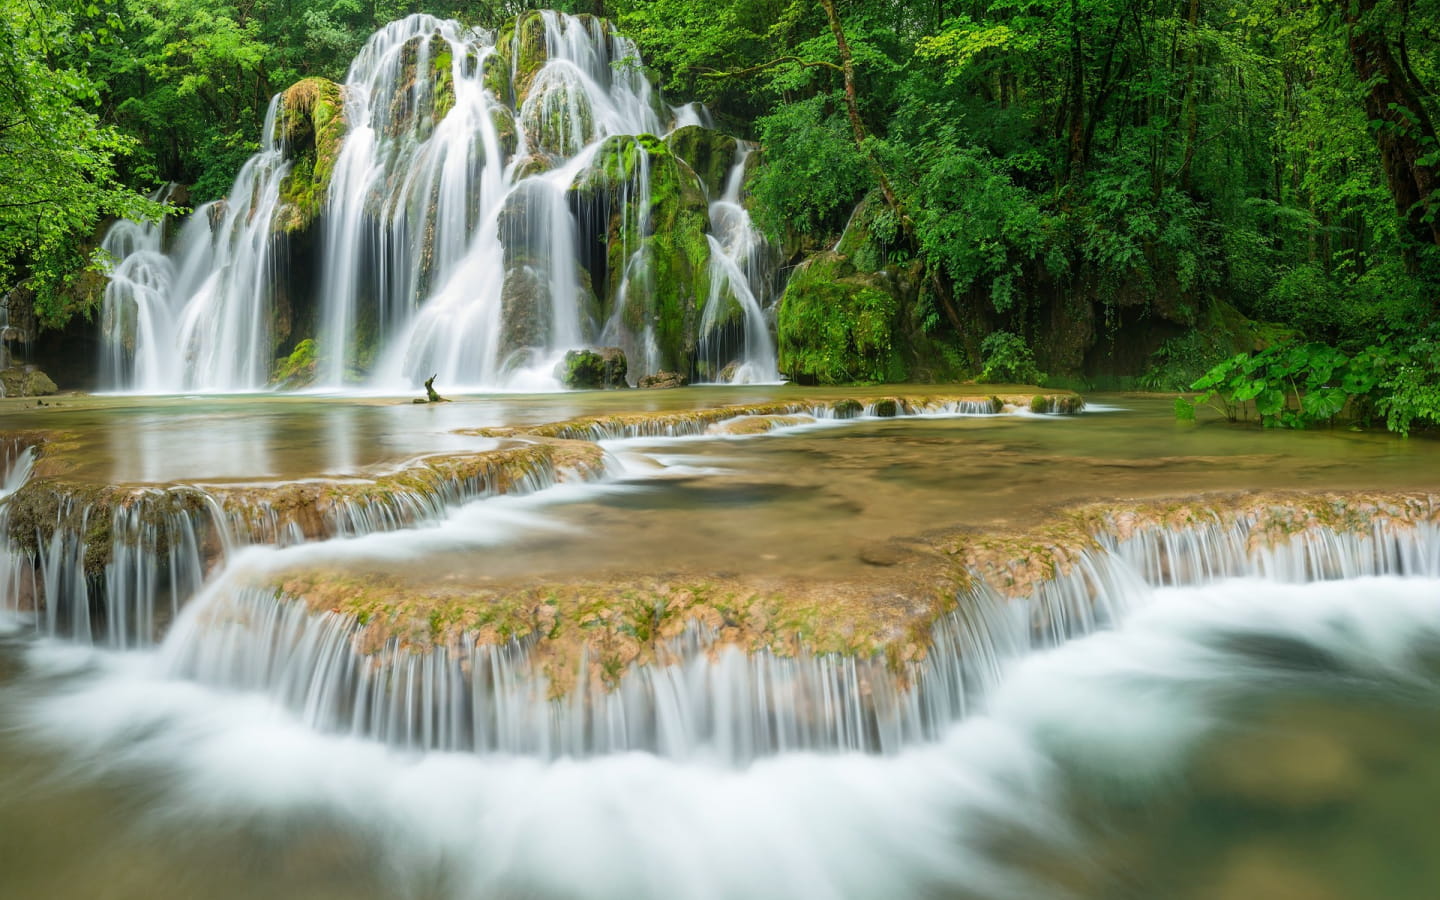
[0,366,59,397]
[274,77,348,235]
[558,347,628,389]
[664,125,739,199]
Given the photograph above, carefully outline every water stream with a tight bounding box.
[2,394,1439,896]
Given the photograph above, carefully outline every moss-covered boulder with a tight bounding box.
[491,105,519,159]
[271,338,319,390]
[569,134,713,374]
[776,251,911,384]
[0,366,58,397]
[557,347,628,389]
[664,125,738,199]
[274,77,348,234]
[498,10,551,105]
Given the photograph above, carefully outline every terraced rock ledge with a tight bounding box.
[180,489,1438,761]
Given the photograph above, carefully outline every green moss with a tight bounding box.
[272,338,319,389]
[777,251,906,385]
[572,135,713,372]
[511,10,549,103]
[663,126,739,199]
[275,77,348,234]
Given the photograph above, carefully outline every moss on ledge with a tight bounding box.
[274,77,348,234]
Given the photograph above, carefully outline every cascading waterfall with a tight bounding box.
[699,143,780,383]
[138,499,1440,764]
[101,107,291,393]
[0,445,607,648]
[97,11,784,394]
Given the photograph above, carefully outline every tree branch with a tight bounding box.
[696,56,843,79]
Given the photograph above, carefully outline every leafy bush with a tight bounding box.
[1176,333,1440,434]
[977,331,1044,385]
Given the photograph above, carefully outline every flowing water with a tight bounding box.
[97,13,780,394]
[2,394,1440,897]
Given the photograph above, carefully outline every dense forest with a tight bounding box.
[1,0,1437,430]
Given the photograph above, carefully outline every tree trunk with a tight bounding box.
[1339,0,1440,252]
[817,0,901,212]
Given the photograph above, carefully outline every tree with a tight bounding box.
[0,0,157,329]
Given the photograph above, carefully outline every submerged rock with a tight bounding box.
[558,347,628,389]
[637,371,688,389]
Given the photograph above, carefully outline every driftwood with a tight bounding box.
[412,374,451,404]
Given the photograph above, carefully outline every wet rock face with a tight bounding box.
[274,77,348,235]
[0,366,58,397]
[558,347,628,389]
[569,134,713,376]
[664,125,738,199]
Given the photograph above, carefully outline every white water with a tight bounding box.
[98,12,781,394]
[700,143,780,383]
[101,110,290,393]
[15,572,1440,898]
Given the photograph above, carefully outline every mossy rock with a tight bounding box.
[272,339,319,390]
[777,251,908,385]
[491,106,519,159]
[482,47,513,106]
[510,10,550,104]
[664,125,739,199]
[557,348,628,389]
[0,366,58,397]
[638,371,688,389]
[382,34,457,141]
[274,77,348,234]
[499,265,552,357]
[520,68,597,157]
[570,134,713,373]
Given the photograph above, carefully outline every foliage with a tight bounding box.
[1177,332,1440,434]
[0,0,161,328]
[1138,332,1233,392]
[977,331,1044,385]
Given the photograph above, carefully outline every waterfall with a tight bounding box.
[699,143,780,383]
[97,12,782,394]
[100,105,291,392]
[127,497,1440,764]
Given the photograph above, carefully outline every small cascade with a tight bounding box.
[101,105,291,392]
[525,396,1015,441]
[98,11,781,393]
[147,505,1440,764]
[0,444,610,647]
[163,583,1025,764]
[698,143,780,383]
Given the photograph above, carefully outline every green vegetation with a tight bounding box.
[1177,331,1440,435]
[1,0,1437,432]
[977,332,1043,385]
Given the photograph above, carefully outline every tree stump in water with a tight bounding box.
[412,374,450,403]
